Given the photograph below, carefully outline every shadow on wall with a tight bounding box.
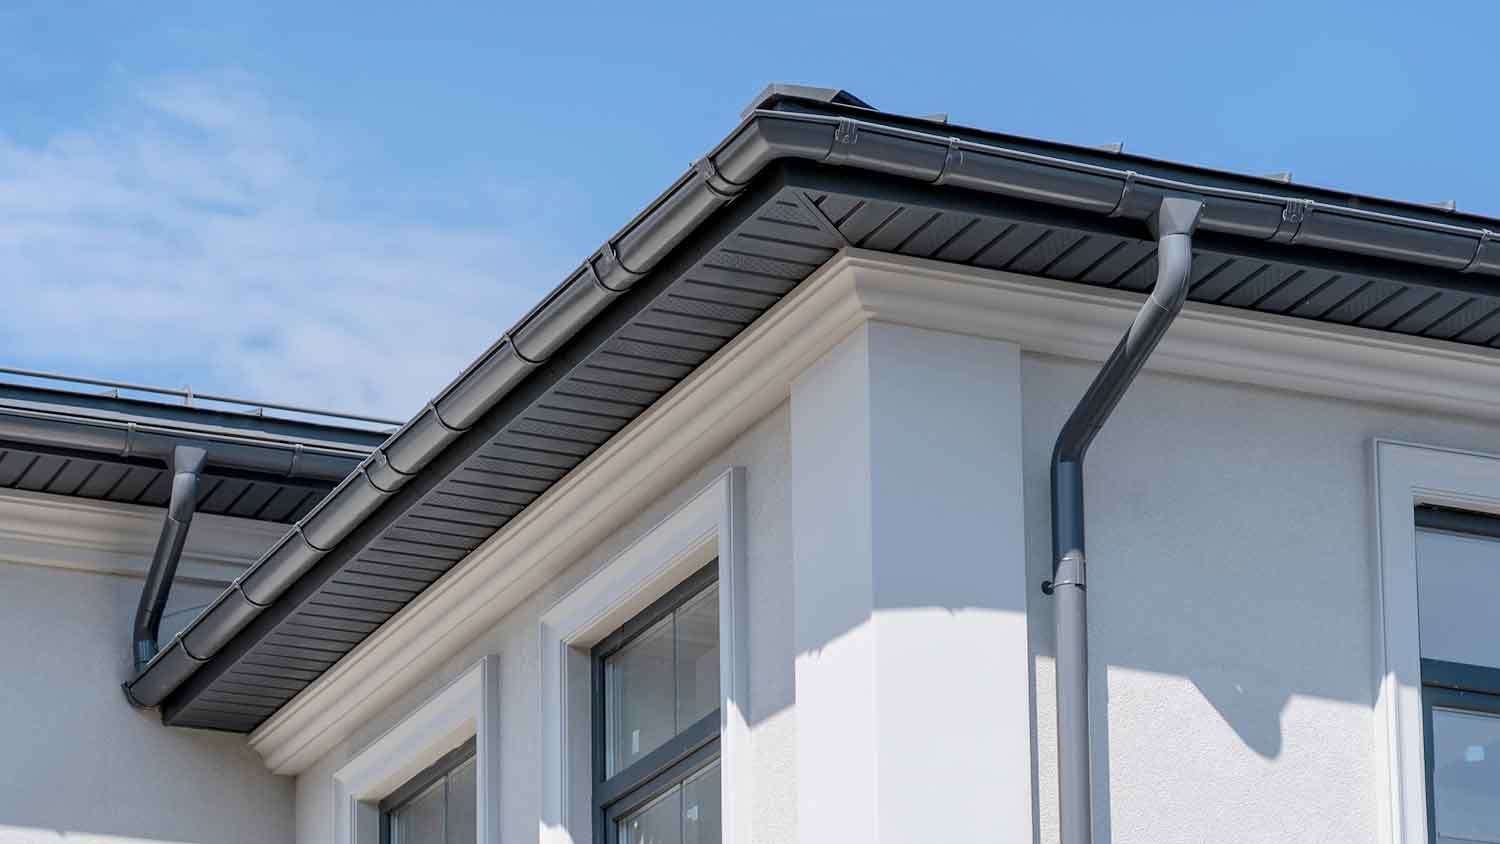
[741,352,1477,842]
[1008,354,1478,841]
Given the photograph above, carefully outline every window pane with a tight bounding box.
[607,616,677,775]
[445,757,477,844]
[676,585,720,730]
[681,761,721,844]
[393,780,445,844]
[1417,529,1500,669]
[1432,708,1500,844]
[620,784,683,844]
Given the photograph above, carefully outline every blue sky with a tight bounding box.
[1,1,1495,419]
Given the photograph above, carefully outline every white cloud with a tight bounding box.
[0,71,564,420]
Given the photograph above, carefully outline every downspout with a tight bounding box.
[1047,196,1202,844]
[128,445,207,677]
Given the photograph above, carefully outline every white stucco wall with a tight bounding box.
[295,402,795,844]
[291,316,1500,844]
[1020,352,1500,844]
[0,560,293,844]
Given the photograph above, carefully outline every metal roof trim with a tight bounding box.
[126,85,1500,712]
[0,404,371,482]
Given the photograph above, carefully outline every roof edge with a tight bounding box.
[124,90,1500,711]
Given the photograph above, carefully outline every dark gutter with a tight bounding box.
[125,85,1500,711]
[0,403,373,482]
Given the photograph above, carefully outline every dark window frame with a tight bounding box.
[1415,506,1500,844]
[590,561,721,844]
[379,737,478,844]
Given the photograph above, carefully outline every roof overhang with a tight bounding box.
[129,85,1500,732]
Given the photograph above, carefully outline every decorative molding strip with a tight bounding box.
[0,487,285,585]
[845,250,1500,422]
[249,248,1500,774]
[331,655,502,844]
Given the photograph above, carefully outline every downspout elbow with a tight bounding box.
[1047,196,1202,844]
[127,445,207,684]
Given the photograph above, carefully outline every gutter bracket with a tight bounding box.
[1462,229,1494,273]
[825,118,859,165]
[932,137,964,186]
[1271,198,1315,243]
[1107,171,1137,218]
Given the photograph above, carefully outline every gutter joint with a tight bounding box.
[932,137,964,186]
[594,242,646,291]
[825,118,859,165]
[694,156,741,198]
[1271,198,1315,243]
[1462,229,1494,273]
[1107,171,1137,218]
[508,331,548,366]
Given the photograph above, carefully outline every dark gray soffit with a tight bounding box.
[145,92,1500,732]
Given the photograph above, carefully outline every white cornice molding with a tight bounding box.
[845,250,1500,421]
[249,248,1500,773]
[0,487,284,585]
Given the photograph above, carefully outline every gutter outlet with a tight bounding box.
[1047,195,1202,844]
[127,445,207,684]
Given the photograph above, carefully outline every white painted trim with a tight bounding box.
[332,655,502,844]
[1371,440,1500,844]
[252,248,1500,774]
[845,251,1500,423]
[0,486,283,585]
[539,468,747,844]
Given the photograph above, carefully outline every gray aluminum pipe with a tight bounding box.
[1048,196,1202,844]
[130,445,207,675]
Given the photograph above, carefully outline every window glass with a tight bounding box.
[675,585,720,730]
[1431,708,1500,844]
[392,780,445,844]
[597,569,721,844]
[445,757,477,844]
[617,761,722,844]
[382,741,476,844]
[607,616,677,775]
[1416,529,1500,670]
[620,785,682,844]
[681,761,722,844]
[605,583,721,776]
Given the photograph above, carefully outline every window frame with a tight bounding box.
[539,467,748,844]
[1372,440,1500,844]
[591,561,722,844]
[1414,506,1500,844]
[330,655,502,844]
[378,737,478,844]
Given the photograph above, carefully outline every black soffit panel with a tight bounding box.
[161,171,841,729]
[165,157,1500,730]
[0,441,334,523]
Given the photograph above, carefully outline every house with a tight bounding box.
[4,83,1499,844]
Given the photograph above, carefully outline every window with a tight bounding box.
[1415,507,1500,844]
[592,562,721,844]
[380,739,478,844]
